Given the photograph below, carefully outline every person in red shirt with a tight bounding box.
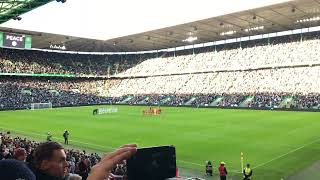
[219,162,228,180]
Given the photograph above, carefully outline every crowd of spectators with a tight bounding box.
[1,69,319,110]
[1,77,318,109]
[0,132,132,180]
[0,48,153,76]
[292,93,320,109]
[217,93,245,107]
[120,34,320,76]
[191,95,218,107]
[107,67,320,97]
[1,32,320,110]
[124,94,194,106]
[0,132,94,179]
[1,32,320,77]
[250,93,284,108]
[0,77,119,110]
[118,93,320,110]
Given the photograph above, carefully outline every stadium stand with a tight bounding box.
[0,77,119,110]
[0,32,320,111]
[0,48,152,76]
[2,1,320,180]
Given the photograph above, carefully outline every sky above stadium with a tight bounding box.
[1,0,291,40]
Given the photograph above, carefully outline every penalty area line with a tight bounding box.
[0,126,117,151]
[253,137,320,169]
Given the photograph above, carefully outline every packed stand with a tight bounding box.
[0,77,119,110]
[292,94,320,109]
[115,93,320,110]
[1,32,320,77]
[120,33,320,76]
[1,32,320,111]
[249,93,285,108]
[191,95,218,107]
[217,93,246,107]
[1,67,320,110]
[0,48,153,76]
[107,67,320,97]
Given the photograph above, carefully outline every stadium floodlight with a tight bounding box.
[56,0,67,3]
[182,36,198,43]
[296,16,320,23]
[220,30,236,36]
[12,16,22,21]
[244,26,264,32]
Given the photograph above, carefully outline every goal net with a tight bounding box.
[30,102,52,110]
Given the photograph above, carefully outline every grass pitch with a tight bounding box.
[0,105,320,179]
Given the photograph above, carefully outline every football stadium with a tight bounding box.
[0,0,320,180]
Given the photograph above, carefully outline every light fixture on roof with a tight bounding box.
[291,8,296,13]
[12,16,22,21]
[253,15,257,20]
[113,41,117,46]
[296,16,320,23]
[244,26,264,32]
[50,43,66,50]
[220,30,236,36]
[182,36,198,43]
[219,22,224,26]
[56,0,67,3]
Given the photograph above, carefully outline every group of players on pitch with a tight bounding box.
[206,160,252,180]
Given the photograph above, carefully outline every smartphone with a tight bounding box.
[127,145,176,180]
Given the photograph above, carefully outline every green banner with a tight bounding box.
[0,32,3,47]
[25,35,32,48]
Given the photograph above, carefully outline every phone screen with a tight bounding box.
[127,145,176,180]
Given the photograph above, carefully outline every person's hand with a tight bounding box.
[87,144,137,180]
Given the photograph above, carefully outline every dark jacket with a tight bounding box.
[28,164,63,180]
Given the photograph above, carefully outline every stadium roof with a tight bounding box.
[0,0,53,24]
[1,0,320,52]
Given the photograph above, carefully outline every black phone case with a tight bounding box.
[127,145,176,180]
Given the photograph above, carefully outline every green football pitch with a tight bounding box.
[0,105,320,180]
